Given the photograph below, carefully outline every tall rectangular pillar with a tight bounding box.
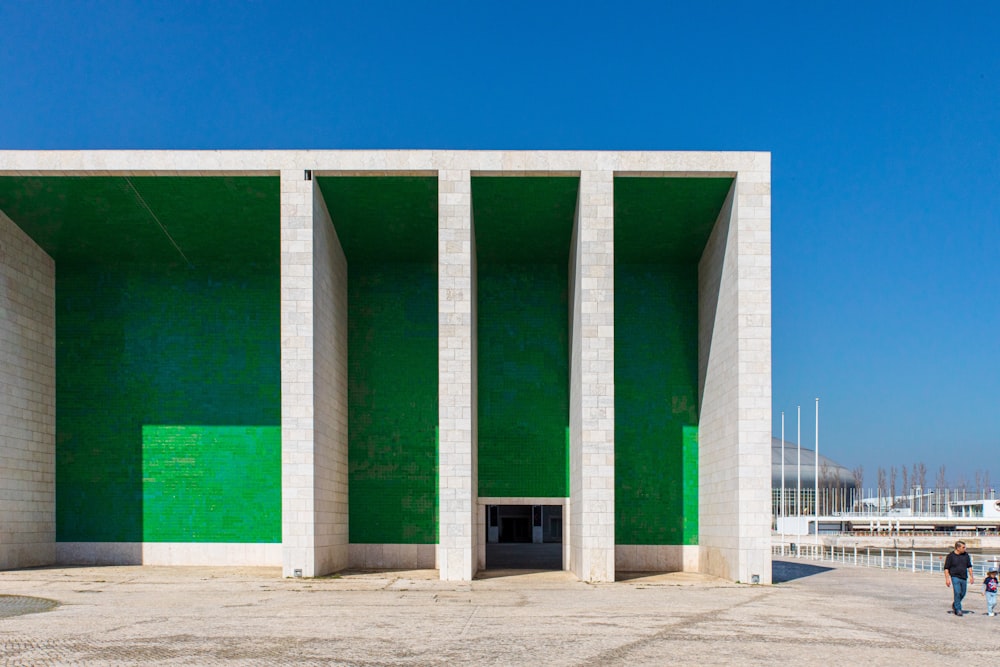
[697,158,772,584]
[0,209,56,570]
[280,170,349,577]
[437,169,476,580]
[569,170,616,582]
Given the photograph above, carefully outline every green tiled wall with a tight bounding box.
[615,264,699,545]
[348,263,438,543]
[142,426,281,542]
[56,263,281,543]
[477,263,568,498]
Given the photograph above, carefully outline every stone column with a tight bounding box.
[568,170,616,582]
[0,209,56,570]
[437,169,476,581]
[311,178,350,575]
[697,157,772,584]
[280,170,349,577]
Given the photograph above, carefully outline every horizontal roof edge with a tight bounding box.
[0,150,771,177]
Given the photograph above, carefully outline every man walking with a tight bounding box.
[945,540,974,616]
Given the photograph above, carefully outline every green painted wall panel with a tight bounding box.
[477,263,568,498]
[55,262,281,543]
[142,426,280,542]
[682,425,699,542]
[614,177,733,263]
[348,263,438,543]
[0,176,279,265]
[472,176,575,499]
[615,264,699,545]
[317,177,438,263]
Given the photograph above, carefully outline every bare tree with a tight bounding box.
[916,462,927,490]
[852,466,864,510]
[976,470,983,494]
[902,466,910,501]
[877,467,887,509]
[890,466,898,507]
[932,464,947,513]
[957,474,969,491]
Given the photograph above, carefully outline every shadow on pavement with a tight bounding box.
[485,543,562,570]
[475,568,565,580]
[772,559,834,583]
[616,571,664,582]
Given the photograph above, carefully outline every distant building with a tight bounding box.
[771,437,857,490]
[771,437,858,517]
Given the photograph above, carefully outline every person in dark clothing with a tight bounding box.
[945,540,974,616]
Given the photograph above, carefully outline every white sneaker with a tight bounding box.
[990,612,995,617]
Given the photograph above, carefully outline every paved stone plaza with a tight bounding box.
[0,559,987,665]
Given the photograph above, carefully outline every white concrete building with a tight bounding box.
[0,150,770,583]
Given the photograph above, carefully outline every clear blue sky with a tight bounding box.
[2,2,997,488]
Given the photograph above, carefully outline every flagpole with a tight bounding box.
[815,397,820,550]
[781,412,785,555]
[797,405,802,537]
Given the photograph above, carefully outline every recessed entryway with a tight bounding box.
[484,504,562,570]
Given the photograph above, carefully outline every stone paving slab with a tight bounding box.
[0,560,988,665]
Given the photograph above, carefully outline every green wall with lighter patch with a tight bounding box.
[317,176,439,544]
[614,265,699,544]
[613,176,732,545]
[0,176,282,544]
[142,425,281,541]
[55,262,281,542]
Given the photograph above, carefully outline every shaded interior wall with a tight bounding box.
[348,262,438,543]
[615,264,699,545]
[698,172,772,584]
[697,183,740,578]
[0,209,56,568]
[312,185,349,572]
[568,194,582,573]
[477,263,568,498]
[55,262,281,543]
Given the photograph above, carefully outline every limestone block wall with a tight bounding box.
[281,169,350,577]
[733,165,772,584]
[615,545,699,572]
[697,159,772,584]
[0,209,56,570]
[568,170,616,582]
[311,179,350,574]
[437,169,476,580]
[698,183,739,580]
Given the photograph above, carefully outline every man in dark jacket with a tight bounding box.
[944,540,974,616]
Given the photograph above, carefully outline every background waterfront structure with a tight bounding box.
[0,150,770,584]
[771,439,858,515]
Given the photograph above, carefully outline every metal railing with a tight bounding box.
[772,543,1000,577]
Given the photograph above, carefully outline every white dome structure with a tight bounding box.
[771,437,857,491]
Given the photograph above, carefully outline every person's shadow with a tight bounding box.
[771,559,834,583]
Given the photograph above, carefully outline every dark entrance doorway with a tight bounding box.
[485,505,562,570]
[500,516,532,543]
